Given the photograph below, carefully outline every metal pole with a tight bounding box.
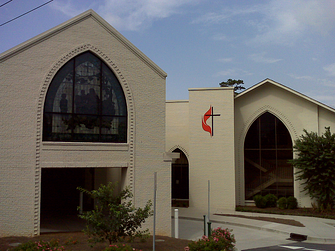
[208,180,210,222]
[174,208,179,238]
[153,172,157,251]
[204,214,208,236]
[207,221,212,236]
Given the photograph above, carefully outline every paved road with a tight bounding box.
[173,218,335,251]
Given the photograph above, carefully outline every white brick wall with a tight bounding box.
[234,80,335,207]
[0,10,170,237]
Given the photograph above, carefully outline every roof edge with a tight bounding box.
[0,10,167,79]
[235,78,335,114]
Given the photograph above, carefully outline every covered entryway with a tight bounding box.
[40,167,96,232]
[40,167,123,232]
[172,149,189,207]
[41,168,94,216]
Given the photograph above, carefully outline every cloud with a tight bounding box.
[218,57,233,63]
[251,0,335,45]
[50,0,200,31]
[324,63,335,76]
[249,52,282,64]
[195,0,335,46]
[192,5,260,25]
[289,74,314,81]
[50,1,91,17]
[214,68,252,78]
[97,0,199,31]
[212,33,229,41]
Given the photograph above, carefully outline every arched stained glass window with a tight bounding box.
[43,52,127,142]
[244,112,293,200]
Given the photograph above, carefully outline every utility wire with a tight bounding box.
[0,0,13,8]
[0,0,53,27]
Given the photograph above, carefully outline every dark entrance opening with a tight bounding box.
[172,149,189,207]
[41,168,95,232]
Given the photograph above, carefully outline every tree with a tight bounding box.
[77,182,152,245]
[219,79,245,94]
[290,127,335,209]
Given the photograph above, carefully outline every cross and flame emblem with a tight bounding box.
[202,106,221,137]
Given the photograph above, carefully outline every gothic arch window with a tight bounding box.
[244,112,293,200]
[172,148,189,207]
[43,52,127,142]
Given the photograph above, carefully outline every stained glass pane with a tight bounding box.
[102,64,126,116]
[43,52,127,142]
[45,60,73,113]
[43,113,72,141]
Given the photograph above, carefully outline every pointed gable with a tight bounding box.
[0,9,167,79]
[236,78,335,114]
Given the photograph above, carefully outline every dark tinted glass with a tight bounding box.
[244,112,293,199]
[260,113,276,149]
[244,120,259,149]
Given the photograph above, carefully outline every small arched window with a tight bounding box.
[43,52,127,142]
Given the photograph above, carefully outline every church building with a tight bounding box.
[0,10,170,237]
[1,10,335,238]
[166,80,335,212]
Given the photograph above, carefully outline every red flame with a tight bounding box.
[202,106,212,136]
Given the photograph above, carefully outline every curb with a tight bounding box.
[176,216,335,243]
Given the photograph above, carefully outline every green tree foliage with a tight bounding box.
[290,127,335,209]
[77,182,152,245]
[219,79,245,94]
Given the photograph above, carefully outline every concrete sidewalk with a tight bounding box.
[172,207,335,243]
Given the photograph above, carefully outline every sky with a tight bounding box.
[1,0,335,108]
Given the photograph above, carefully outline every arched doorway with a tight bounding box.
[171,149,189,207]
[244,112,293,200]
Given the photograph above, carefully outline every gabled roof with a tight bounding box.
[235,78,335,113]
[0,9,167,79]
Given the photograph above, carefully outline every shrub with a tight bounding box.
[264,194,278,208]
[11,239,64,251]
[253,195,267,208]
[103,244,142,251]
[287,196,298,209]
[185,227,236,251]
[277,197,288,209]
[78,182,152,245]
[290,127,335,209]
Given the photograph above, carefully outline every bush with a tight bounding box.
[11,239,64,251]
[290,127,335,209]
[78,182,152,245]
[253,195,267,208]
[264,194,278,208]
[185,227,236,251]
[277,197,288,209]
[103,244,141,251]
[287,196,298,209]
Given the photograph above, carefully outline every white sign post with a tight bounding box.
[153,172,157,251]
[174,208,179,238]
